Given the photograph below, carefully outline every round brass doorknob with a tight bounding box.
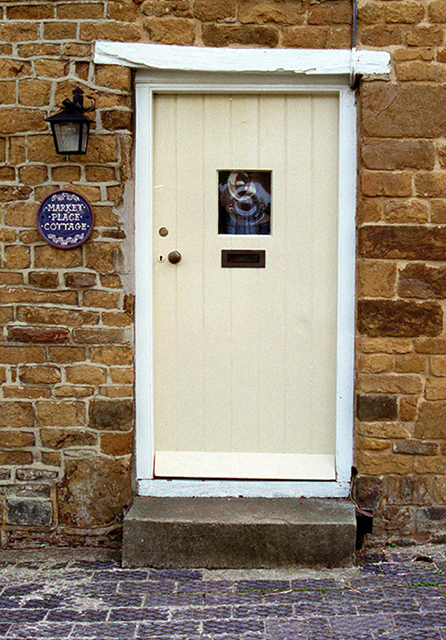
[168,251,182,264]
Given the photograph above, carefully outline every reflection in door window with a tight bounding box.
[218,171,271,235]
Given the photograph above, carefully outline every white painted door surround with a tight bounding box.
[94,42,390,498]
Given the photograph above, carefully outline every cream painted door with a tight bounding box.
[153,93,339,480]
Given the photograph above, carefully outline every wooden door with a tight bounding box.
[152,93,339,480]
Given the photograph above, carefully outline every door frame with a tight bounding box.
[93,43,390,497]
[134,72,355,498]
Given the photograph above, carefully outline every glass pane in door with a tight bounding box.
[218,170,271,235]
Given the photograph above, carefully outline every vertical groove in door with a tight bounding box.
[308,96,319,449]
[284,95,314,453]
[173,95,179,450]
[283,95,290,453]
[229,95,262,454]
[203,94,233,454]
[312,95,339,455]
[228,95,234,452]
[200,95,207,452]
[257,94,286,453]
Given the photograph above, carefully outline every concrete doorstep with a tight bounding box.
[122,497,356,569]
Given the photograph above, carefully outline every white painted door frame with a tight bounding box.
[94,43,390,499]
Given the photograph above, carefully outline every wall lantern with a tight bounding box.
[46,87,94,155]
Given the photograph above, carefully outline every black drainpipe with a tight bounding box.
[350,0,360,89]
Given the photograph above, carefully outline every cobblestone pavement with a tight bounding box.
[1,544,446,639]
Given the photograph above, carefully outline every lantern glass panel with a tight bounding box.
[54,121,82,154]
[81,122,89,153]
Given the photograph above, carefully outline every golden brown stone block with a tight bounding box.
[357,198,383,223]
[400,396,419,421]
[414,400,446,438]
[0,431,35,448]
[358,261,397,298]
[19,165,48,186]
[7,326,70,343]
[361,84,446,138]
[361,171,412,197]
[385,2,425,24]
[91,346,134,365]
[101,110,132,131]
[7,4,53,19]
[203,23,278,47]
[359,24,403,47]
[359,226,446,261]
[18,79,51,107]
[17,307,99,327]
[357,337,413,354]
[142,17,195,45]
[0,346,45,365]
[40,428,97,450]
[384,199,429,224]
[34,246,82,269]
[282,26,330,48]
[358,373,423,395]
[58,457,132,527]
[4,245,30,270]
[430,0,446,22]
[57,2,104,19]
[72,327,129,344]
[398,264,446,299]
[19,366,61,384]
[356,452,412,475]
[36,401,85,427]
[0,451,33,465]
[240,2,305,25]
[355,436,391,452]
[194,0,235,21]
[358,2,385,24]
[43,22,78,40]
[357,354,395,373]
[357,421,411,439]
[66,365,107,385]
[425,379,446,401]
[102,311,133,327]
[51,166,81,183]
[406,25,445,46]
[396,61,446,83]
[362,141,434,171]
[358,299,443,338]
[395,354,426,374]
[100,431,133,456]
[48,347,86,364]
[0,401,35,427]
[109,0,140,21]
[95,65,132,91]
[89,399,133,431]
[110,368,134,384]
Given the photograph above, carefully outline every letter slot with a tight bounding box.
[221,249,266,268]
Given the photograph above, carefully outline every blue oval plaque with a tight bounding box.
[37,190,94,249]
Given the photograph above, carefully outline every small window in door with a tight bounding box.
[218,170,271,235]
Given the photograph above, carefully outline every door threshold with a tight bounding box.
[138,478,350,499]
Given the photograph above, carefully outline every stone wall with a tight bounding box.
[0,0,135,547]
[1,0,446,546]
[356,15,446,539]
